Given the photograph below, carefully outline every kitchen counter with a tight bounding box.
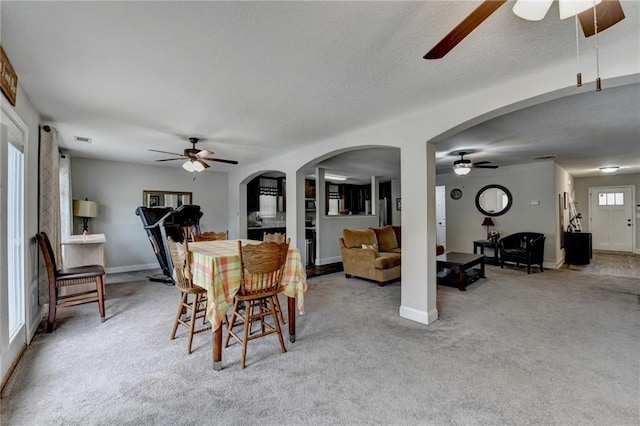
[248,225,286,229]
[247,225,286,241]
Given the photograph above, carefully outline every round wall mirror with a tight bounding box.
[475,184,512,217]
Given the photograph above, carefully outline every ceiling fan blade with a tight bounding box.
[155,158,185,162]
[472,160,492,166]
[424,0,507,59]
[473,165,499,169]
[195,150,211,158]
[148,149,185,157]
[578,0,625,37]
[201,157,239,165]
[196,159,210,169]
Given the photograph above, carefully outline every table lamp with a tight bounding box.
[73,198,99,233]
[481,217,494,240]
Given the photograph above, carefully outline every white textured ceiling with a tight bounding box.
[1,1,638,178]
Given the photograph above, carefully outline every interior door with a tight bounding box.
[589,186,634,252]
[436,186,446,247]
[0,119,26,385]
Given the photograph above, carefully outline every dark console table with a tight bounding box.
[436,252,486,291]
[564,232,592,265]
[473,240,500,265]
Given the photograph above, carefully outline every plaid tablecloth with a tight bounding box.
[189,239,307,331]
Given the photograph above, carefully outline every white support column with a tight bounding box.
[399,141,438,325]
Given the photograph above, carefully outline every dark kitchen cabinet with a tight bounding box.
[247,177,259,211]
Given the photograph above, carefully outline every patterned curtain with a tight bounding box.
[38,125,61,303]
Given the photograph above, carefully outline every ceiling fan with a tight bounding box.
[452,151,499,175]
[424,0,625,60]
[149,137,238,172]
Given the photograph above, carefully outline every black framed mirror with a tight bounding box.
[142,190,192,208]
[475,184,512,217]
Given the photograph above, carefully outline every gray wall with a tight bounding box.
[436,161,558,266]
[574,173,640,252]
[71,158,228,271]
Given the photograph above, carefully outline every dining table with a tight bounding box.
[188,239,307,370]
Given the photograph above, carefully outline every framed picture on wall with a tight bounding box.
[396,198,401,211]
[563,192,568,210]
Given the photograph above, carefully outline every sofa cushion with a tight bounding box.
[372,225,398,251]
[342,228,377,249]
[361,243,378,251]
[374,253,401,269]
[392,225,401,247]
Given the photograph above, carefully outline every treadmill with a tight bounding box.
[135,205,203,283]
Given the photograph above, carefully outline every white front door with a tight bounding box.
[589,186,634,252]
[436,186,446,247]
[0,116,27,385]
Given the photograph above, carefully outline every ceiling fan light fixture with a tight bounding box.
[513,0,554,21]
[182,160,195,172]
[558,0,602,19]
[182,159,205,173]
[453,164,472,176]
[513,0,602,21]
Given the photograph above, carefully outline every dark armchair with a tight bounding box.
[499,232,545,274]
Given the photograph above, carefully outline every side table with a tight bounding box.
[473,240,499,265]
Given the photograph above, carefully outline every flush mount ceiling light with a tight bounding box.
[325,174,347,181]
[599,166,619,173]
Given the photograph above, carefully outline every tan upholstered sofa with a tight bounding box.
[338,225,403,286]
[339,225,445,286]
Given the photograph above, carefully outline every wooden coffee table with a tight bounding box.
[436,252,486,291]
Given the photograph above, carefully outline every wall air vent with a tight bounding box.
[532,154,559,160]
[74,136,92,144]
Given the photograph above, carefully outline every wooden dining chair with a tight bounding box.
[262,232,287,324]
[36,232,106,333]
[263,231,286,243]
[224,239,290,368]
[167,236,211,354]
[193,231,228,242]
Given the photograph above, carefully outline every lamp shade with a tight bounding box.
[481,217,495,226]
[73,200,99,218]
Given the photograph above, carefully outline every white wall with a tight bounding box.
[436,161,558,266]
[318,215,380,264]
[71,158,228,272]
[574,173,640,253]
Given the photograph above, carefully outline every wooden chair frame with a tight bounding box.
[224,239,290,368]
[167,236,212,354]
[36,232,106,333]
[193,231,228,242]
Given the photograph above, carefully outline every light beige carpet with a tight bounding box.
[1,266,638,425]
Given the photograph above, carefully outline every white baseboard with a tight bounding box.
[317,256,342,266]
[106,263,158,274]
[399,305,438,325]
[547,260,562,270]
